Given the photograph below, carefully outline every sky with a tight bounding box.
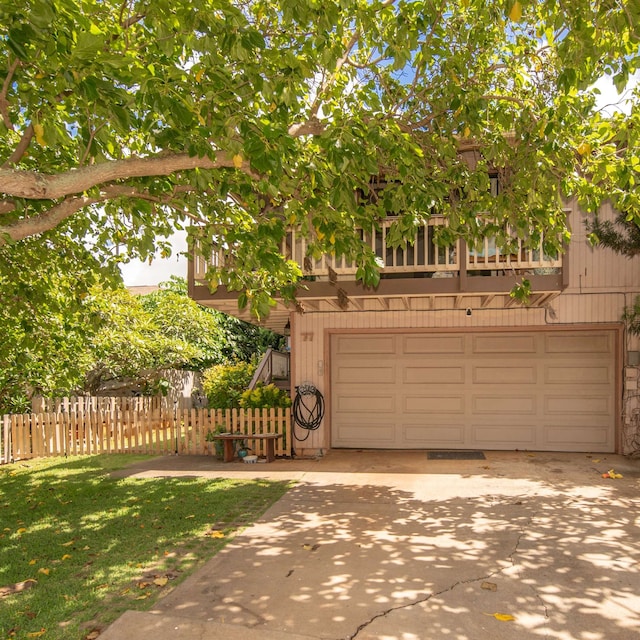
[120,229,188,286]
[119,74,638,287]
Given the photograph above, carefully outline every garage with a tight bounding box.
[330,329,618,452]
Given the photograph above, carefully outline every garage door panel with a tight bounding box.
[472,395,536,414]
[336,394,396,413]
[334,422,397,445]
[473,366,536,384]
[334,336,395,354]
[403,335,465,354]
[331,329,616,452]
[404,365,465,384]
[545,365,611,385]
[336,365,396,384]
[472,424,536,446]
[402,424,466,445]
[403,395,465,414]
[473,335,536,354]
[546,333,612,354]
[545,395,611,415]
[543,425,613,448]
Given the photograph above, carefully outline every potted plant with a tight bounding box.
[205,424,227,459]
[234,430,250,459]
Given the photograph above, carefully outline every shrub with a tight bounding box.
[201,361,256,408]
[240,383,292,409]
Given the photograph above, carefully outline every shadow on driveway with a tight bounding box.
[106,451,640,640]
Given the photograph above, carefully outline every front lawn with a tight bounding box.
[0,455,291,639]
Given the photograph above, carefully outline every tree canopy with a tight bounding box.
[0,272,283,413]
[2,0,640,316]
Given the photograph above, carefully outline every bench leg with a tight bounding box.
[265,439,275,463]
[223,439,235,462]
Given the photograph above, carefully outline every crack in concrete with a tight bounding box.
[343,568,502,640]
[345,506,543,640]
[508,513,551,639]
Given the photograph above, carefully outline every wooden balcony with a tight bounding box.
[189,218,566,334]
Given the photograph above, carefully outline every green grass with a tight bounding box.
[0,455,292,639]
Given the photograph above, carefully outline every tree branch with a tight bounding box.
[0,182,211,244]
[0,57,20,130]
[482,94,532,110]
[1,195,102,243]
[288,24,363,136]
[0,151,259,201]
[1,124,34,169]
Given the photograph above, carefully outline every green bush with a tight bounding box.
[239,382,291,409]
[202,361,256,408]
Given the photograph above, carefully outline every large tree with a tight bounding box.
[1,0,640,317]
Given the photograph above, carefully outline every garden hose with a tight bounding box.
[292,383,325,442]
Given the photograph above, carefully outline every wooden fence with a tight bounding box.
[1,407,292,463]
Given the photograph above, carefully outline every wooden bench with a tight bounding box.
[208,433,282,463]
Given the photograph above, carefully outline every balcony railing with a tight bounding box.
[192,217,561,282]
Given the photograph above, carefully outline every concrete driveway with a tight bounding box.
[102,451,640,640]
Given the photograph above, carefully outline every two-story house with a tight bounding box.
[188,178,640,457]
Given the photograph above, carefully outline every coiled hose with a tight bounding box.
[292,383,325,442]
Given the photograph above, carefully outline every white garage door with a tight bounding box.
[330,330,617,452]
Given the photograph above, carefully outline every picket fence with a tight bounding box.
[1,407,292,464]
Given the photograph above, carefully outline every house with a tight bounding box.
[188,177,640,456]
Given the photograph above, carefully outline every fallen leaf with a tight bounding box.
[61,554,72,561]
[38,568,50,576]
[17,528,27,534]
[206,531,225,538]
[135,592,150,600]
[154,577,168,587]
[481,581,497,592]
[26,628,46,638]
[138,581,151,589]
[85,630,100,640]
[484,612,515,621]
[29,560,37,566]
[61,540,75,547]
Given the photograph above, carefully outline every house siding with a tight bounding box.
[290,202,640,455]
